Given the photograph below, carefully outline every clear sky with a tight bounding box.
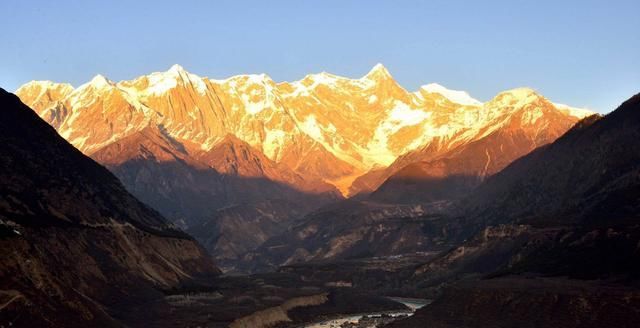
[2,0,638,113]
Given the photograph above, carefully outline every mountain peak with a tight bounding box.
[143,64,207,95]
[16,80,74,94]
[364,63,392,81]
[168,64,187,74]
[490,87,545,108]
[88,74,113,89]
[19,80,55,88]
[420,83,482,106]
[507,86,536,94]
[553,103,597,119]
[499,87,540,99]
[164,64,192,80]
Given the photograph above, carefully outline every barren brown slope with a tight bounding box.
[0,89,219,327]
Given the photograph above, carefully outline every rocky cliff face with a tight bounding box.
[0,89,219,327]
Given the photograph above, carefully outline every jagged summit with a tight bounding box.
[500,86,538,96]
[487,87,547,108]
[14,81,75,104]
[135,64,208,95]
[495,87,543,99]
[164,64,202,81]
[168,63,187,73]
[17,80,74,91]
[16,66,593,194]
[228,72,275,83]
[554,103,597,119]
[363,63,392,80]
[88,74,113,88]
[420,83,482,106]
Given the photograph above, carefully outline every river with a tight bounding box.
[303,297,430,328]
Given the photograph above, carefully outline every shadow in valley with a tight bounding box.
[369,173,487,205]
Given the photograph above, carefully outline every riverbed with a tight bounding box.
[303,297,430,328]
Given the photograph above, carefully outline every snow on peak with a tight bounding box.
[70,75,113,93]
[364,63,392,80]
[420,83,482,106]
[302,72,340,89]
[145,64,207,95]
[19,80,52,89]
[553,103,596,119]
[168,64,187,74]
[163,64,196,80]
[88,74,113,89]
[500,87,539,99]
[491,87,544,108]
[371,63,387,71]
[246,73,274,84]
[490,88,596,119]
[510,87,536,94]
[16,80,74,93]
[17,64,594,176]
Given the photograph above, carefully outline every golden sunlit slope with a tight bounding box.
[355,87,595,197]
[369,88,594,202]
[17,64,592,196]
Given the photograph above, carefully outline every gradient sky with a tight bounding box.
[2,0,639,113]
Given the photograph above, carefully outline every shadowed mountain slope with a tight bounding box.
[0,89,219,327]
[394,93,640,328]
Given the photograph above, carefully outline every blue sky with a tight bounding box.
[1,0,638,113]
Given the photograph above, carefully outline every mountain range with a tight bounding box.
[0,87,409,327]
[4,63,640,327]
[16,64,594,269]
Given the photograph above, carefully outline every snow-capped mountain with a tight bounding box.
[368,87,595,203]
[16,64,596,269]
[16,64,593,197]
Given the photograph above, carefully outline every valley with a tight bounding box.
[3,1,639,326]
[3,67,640,327]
